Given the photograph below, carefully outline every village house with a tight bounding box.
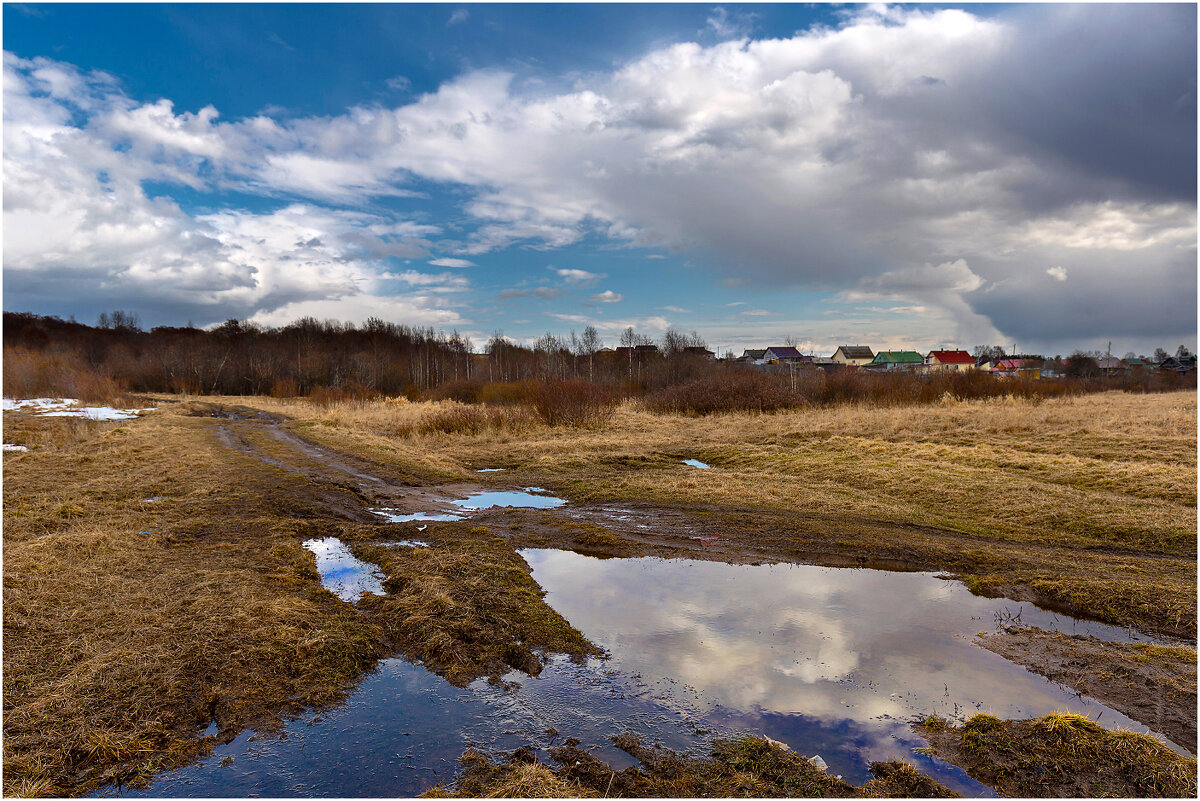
[991,358,1042,379]
[1096,356,1125,376]
[923,349,976,373]
[866,350,923,371]
[738,349,767,364]
[683,346,716,359]
[763,346,808,364]
[831,345,874,366]
[1158,355,1197,373]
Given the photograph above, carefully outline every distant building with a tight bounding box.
[831,345,874,366]
[1158,355,1197,373]
[738,348,767,363]
[924,349,975,373]
[867,351,924,370]
[683,346,716,359]
[993,358,1042,379]
[763,346,808,364]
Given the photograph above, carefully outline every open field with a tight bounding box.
[3,389,1195,796]
[224,390,1198,638]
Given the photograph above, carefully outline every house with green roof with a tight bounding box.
[866,350,924,371]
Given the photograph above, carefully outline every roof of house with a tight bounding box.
[871,350,923,364]
[684,346,715,355]
[928,349,974,364]
[1096,356,1123,369]
[996,358,1040,370]
[1123,358,1144,366]
[741,349,767,359]
[835,345,874,359]
[764,346,804,359]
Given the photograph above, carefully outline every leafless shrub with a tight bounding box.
[530,380,621,427]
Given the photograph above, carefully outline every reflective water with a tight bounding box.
[106,551,1178,798]
[371,509,465,523]
[383,540,431,548]
[682,459,711,469]
[476,468,506,472]
[522,552,1180,763]
[449,490,567,510]
[302,537,386,603]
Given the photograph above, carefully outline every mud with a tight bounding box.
[191,400,1191,753]
[978,627,1196,753]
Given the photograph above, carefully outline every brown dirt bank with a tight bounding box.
[430,735,959,798]
[977,626,1196,753]
[915,712,1197,797]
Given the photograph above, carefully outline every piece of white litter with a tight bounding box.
[3,444,29,452]
[808,755,827,771]
[764,736,791,752]
[682,459,710,469]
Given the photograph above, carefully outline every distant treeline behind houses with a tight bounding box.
[2,312,1193,420]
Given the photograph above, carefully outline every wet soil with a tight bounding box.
[977,627,1196,753]
[200,403,1193,643]
[445,735,961,798]
[915,714,1197,798]
[190,401,1195,771]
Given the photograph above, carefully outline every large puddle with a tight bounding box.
[112,551,1180,798]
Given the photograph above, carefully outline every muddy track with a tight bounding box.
[198,401,1194,640]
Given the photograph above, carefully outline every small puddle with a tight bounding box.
[302,538,385,603]
[372,509,465,523]
[476,468,506,472]
[682,459,710,469]
[449,491,566,511]
[383,540,431,548]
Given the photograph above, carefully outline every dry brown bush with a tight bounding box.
[530,380,621,427]
[478,380,538,406]
[2,346,127,404]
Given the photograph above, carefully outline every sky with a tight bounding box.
[3,3,1196,357]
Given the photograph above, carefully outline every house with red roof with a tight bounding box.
[923,349,975,373]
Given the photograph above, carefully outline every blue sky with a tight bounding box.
[4,3,1195,356]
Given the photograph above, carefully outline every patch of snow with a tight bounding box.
[3,397,155,420]
[40,406,155,421]
[3,444,29,452]
[3,397,79,411]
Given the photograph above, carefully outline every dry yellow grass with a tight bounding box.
[918,712,1197,797]
[2,406,383,796]
[215,390,1197,636]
